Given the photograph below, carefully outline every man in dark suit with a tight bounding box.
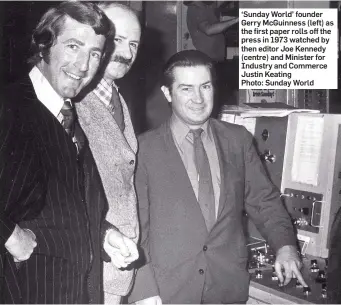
[128,50,307,304]
[0,2,112,303]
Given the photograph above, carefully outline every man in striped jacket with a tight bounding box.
[0,2,112,303]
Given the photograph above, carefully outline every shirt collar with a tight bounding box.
[29,66,64,118]
[101,78,113,92]
[170,114,212,147]
[112,81,119,91]
[93,78,119,107]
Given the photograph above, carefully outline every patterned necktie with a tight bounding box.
[109,86,125,132]
[190,128,215,231]
[60,99,75,137]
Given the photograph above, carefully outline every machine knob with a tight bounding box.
[267,154,276,163]
[271,267,278,281]
[261,129,269,141]
[321,283,327,299]
[257,251,266,266]
[294,218,309,227]
[295,279,303,288]
[303,286,312,296]
[271,272,278,281]
[260,150,276,163]
[267,254,275,265]
[316,270,326,283]
[310,259,319,273]
[298,208,310,215]
[255,270,263,279]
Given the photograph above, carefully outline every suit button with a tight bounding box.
[203,245,207,251]
[129,160,134,165]
[199,269,204,275]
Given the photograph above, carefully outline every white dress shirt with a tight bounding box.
[29,66,65,123]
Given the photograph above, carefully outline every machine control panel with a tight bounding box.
[248,240,329,303]
[282,189,323,234]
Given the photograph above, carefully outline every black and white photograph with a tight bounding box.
[1,1,341,304]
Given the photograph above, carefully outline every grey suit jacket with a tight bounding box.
[129,118,296,304]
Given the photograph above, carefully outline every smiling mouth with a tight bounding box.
[65,71,82,80]
[190,107,205,111]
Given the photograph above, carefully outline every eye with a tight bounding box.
[67,44,79,51]
[202,84,212,90]
[91,52,101,60]
[114,37,122,44]
[182,87,191,92]
[130,42,138,50]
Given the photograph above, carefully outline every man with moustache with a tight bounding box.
[0,2,112,303]
[75,3,141,303]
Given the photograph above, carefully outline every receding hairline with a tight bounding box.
[98,2,139,22]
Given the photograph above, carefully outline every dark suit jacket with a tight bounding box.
[129,118,296,304]
[82,146,115,304]
[0,78,92,302]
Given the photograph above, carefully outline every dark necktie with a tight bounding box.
[190,128,215,232]
[60,99,75,137]
[60,100,85,153]
[109,86,125,132]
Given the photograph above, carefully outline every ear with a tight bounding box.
[161,86,172,104]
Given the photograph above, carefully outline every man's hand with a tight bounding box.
[104,229,139,269]
[135,295,162,305]
[5,224,37,262]
[274,245,308,287]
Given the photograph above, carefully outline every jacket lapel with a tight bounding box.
[18,77,60,133]
[17,77,80,188]
[210,119,235,222]
[120,94,138,154]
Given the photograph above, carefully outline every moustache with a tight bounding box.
[112,55,132,66]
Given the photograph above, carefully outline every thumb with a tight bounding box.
[119,240,130,257]
[107,231,130,257]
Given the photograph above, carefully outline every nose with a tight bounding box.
[75,51,90,72]
[119,43,133,61]
[192,88,204,104]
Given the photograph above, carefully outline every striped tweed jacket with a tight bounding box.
[76,89,139,302]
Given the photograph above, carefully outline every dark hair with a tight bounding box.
[28,1,114,65]
[162,50,216,90]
